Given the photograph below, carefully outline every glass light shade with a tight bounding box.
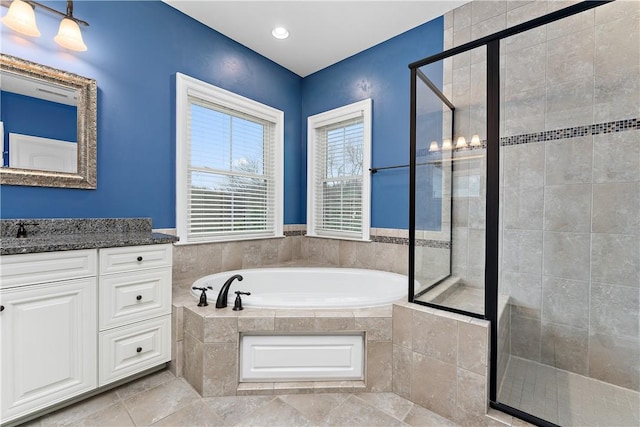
[2,0,41,37]
[54,17,87,51]
[442,138,452,150]
[428,141,439,152]
[470,134,481,146]
[456,136,467,148]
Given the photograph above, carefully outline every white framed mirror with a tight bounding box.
[0,54,97,189]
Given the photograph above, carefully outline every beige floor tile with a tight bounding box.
[233,397,313,427]
[72,403,135,427]
[41,391,121,426]
[123,378,201,426]
[278,393,347,424]
[322,395,409,427]
[151,401,224,426]
[354,392,414,421]
[204,395,275,426]
[116,370,176,400]
[402,404,459,427]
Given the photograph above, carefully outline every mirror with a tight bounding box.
[0,54,96,189]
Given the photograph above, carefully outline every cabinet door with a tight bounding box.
[0,278,97,423]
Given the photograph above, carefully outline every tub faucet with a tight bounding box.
[216,274,243,308]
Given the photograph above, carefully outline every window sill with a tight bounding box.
[173,234,285,246]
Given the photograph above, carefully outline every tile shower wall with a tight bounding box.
[444,0,640,391]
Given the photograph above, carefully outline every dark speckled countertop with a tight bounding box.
[1,218,178,255]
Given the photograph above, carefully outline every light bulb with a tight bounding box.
[429,141,439,152]
[1,0,41,37]
[271,27,289,39]
[456,136,467,148]
[442,139,452,150]
[470,134,481,146]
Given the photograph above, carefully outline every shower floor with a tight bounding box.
[498,355,640,426]
[415,277,484,314]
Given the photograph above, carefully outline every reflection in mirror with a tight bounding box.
[0,54,96,188]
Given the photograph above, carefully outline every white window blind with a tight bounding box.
[176,73,283,244]
[314,117,364,235]
[307,99,371,241]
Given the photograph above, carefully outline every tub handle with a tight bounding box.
[193,286,213,307]
[232,291,251,311]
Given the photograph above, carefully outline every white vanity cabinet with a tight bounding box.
[0,243,173,424]
[0,250,98,424]
[98,244,172,386]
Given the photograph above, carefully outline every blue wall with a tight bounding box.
[1,1,443,230]
[0,1,303,227]
[301,18,443,229]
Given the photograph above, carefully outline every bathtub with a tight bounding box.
[190,267,408,309]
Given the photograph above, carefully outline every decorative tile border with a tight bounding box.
[501,118,638,147]
[372,235,450,250]
[282,229,449,249]
[417,118,639,156]
[415,239,451,249]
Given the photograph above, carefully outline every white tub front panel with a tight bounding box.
[240,335,364,381]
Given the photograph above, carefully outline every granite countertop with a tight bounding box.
[1,218,179,255]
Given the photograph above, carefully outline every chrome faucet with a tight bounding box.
[215,274,243,308]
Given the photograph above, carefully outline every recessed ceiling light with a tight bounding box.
[272,27,289,39]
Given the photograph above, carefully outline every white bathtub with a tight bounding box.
[190,267,408,309]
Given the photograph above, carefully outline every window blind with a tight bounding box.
[186,96,276,241]
[313,116,364,237]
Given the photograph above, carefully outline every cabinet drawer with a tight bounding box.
[0,250,97,289]
[99,268,171,330]
[99,315,170,386]
[99,244,172,275]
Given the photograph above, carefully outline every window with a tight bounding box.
[176,73,283,243]
[307,99,372,241]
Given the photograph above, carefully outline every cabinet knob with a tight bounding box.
[136,295,142,301]
[137,256,143,262]
[0,305,4,312]
[136,347,142,353]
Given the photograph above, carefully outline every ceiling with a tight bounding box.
[162,1,467,77]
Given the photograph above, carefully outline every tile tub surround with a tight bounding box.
[0,218,178,255]
[172,226,441,285]
[170,291,498,425]
[170,290,395,398]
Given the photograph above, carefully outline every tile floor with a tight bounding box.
[498,356,640,427]
[19,369,460,427]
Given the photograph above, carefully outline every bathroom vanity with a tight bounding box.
[0,218,177,425]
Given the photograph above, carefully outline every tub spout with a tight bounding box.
[216,274,243,308]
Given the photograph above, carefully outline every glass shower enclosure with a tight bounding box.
[409,1,639,426]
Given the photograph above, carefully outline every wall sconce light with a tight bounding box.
[441,138,453,151]
[455,136,467,149]
[470,134,481,147]
[429,141,439,152]
[1,0,89,51]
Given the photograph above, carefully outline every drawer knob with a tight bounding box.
[0,305,4,312]
[136,347,142,353]
[137,256,143,262]
[136,295,142,301]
